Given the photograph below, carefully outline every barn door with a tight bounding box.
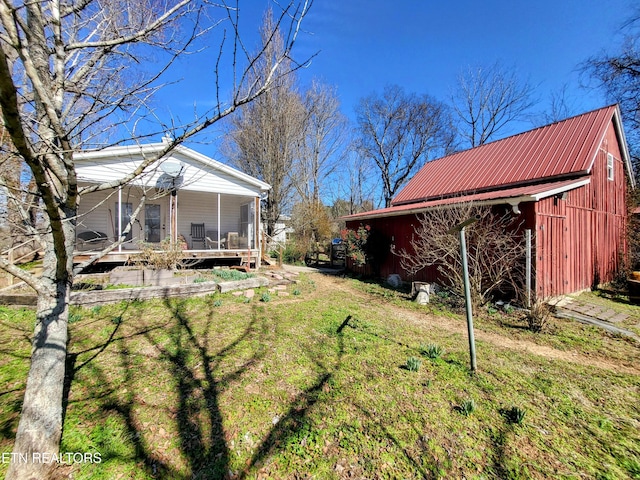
[537,214,568,297]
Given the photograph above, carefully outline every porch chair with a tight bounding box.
[205,230,225,249]
[190,223,206,249]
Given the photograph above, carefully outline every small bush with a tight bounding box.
[406,356,422,372]
[68,312,83,324]
[527,299,552,332]
[213,300,222,307]
[293,289,301,296]
[420,343,444,360]
[261,292,271,303]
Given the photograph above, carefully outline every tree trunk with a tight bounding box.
[6,282,69,479]
[6,226,73,480]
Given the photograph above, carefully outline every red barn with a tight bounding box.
[345,105,635,298]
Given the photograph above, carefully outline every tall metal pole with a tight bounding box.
[459,226,477,373]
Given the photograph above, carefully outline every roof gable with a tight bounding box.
[392,105,633,206]
[74,142,270,196]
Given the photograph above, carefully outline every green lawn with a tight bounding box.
[1,273,639,479]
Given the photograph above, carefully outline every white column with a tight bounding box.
[217,193,221,250]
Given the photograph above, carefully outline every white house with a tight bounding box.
[74,140,270,267]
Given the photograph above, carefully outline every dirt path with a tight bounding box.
[290,268,640,376]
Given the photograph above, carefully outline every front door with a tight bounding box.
[145,204,161,243]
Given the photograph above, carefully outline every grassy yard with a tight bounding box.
[1,272,639,479]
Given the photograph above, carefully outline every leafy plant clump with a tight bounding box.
[406,356,422,372]
[210,269,255,281]
[458,398,476,416]
[420,343,444,360]
[503,406,526,425]
[261,292,272,303]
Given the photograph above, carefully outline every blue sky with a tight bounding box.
[153,0,636,157]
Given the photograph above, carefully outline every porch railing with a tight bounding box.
[1,237,42,287]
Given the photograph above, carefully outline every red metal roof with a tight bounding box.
[345,177,590,221]
[392,105,619,206]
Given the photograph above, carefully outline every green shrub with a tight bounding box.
[261,292,271,303]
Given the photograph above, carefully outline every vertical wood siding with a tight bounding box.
[534,123,628,297]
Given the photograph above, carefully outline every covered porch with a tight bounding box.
[74,185,263,268]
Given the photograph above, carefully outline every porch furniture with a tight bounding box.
[225,231,239,249]
[190,223,206,249]
[205,230,225,249]
[76,230,108,251]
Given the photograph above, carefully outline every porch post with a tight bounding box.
[118,187,122,253]
[217,193,221,250]
[255,196,261,268]
[170,191,178,244]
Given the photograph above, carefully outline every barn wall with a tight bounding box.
[534,123,628,297]
[346,204,530,286]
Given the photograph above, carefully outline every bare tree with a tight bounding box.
[393,203,526,309]
[451,62,537,147]
[539,84,580,124]
[355,85,455,208]
[0,1,311,477]
[584,11,640,167]
[290,80,348,246]
[296,80,347,203]
[225,9,306,237]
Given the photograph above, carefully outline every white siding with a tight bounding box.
[75,146,269,197]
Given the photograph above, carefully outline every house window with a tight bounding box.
[607,153,614,181]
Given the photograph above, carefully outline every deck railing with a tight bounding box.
[1,237,42,287]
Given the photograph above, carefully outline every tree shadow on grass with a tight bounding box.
[150,298,270,478]
[237,315,350,478]
[58,299,356,479]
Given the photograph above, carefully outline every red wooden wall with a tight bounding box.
[535,123,628,297]
[346,122,630,298]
